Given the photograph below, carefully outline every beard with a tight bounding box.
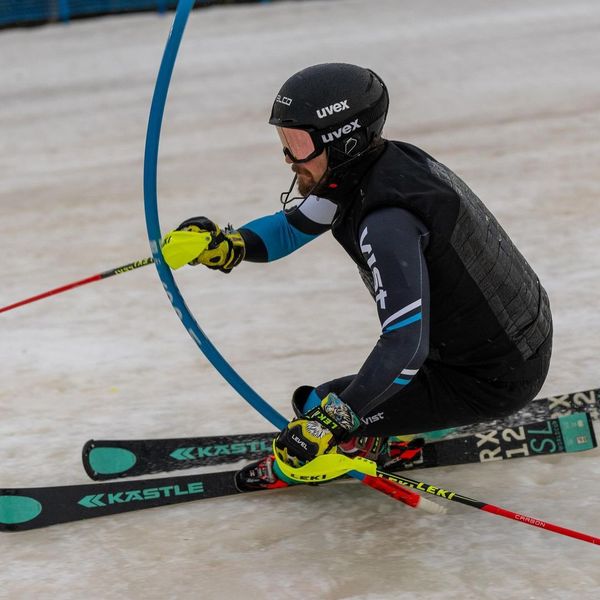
[297,174,315,196]
[294,166,328,197]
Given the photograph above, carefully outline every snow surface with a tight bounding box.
[1,0,600,598]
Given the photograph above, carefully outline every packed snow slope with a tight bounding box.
[1,0,599,598]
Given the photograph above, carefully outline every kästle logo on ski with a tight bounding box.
[78,482,205,508]
[170,439,271,460]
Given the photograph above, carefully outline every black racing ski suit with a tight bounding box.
[238,140,552,436]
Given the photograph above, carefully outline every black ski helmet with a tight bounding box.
[269,63,389,171]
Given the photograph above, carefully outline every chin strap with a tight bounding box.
[279,174,298,208]
[279,166,331,213]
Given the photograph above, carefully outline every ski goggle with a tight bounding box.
[276,127,323,163]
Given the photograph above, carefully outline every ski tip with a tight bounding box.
[82,441,137,480]
[0,494,42,529]
[89,447,137,477]
[82,439,101,480]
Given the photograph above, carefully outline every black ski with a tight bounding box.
[449,387,600,437]
[2,412,596,531]
[0,470,249,532]
[82,432,274,479]
[414,412,596,469]
[2,412,595,531]
[82,388,600,480]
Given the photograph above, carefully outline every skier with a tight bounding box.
[162,63,552,488]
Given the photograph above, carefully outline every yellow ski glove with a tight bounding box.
[274,393,361,468]
[162,216,245,273]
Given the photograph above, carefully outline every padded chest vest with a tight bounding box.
[331,141,551,374]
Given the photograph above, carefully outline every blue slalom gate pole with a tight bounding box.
[142,0,287,429]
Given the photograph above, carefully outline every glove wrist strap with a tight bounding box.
[305,393,361,441]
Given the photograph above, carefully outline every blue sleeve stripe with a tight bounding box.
[383,312,422,332]
[242,211,318,262]
[393,368,420,386]
[381,299,422,330]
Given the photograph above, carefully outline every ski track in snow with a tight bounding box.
[1,0,600,598]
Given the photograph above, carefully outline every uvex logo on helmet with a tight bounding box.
[321,119,361,144]
[316,99,349,119]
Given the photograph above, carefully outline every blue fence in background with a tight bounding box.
[0,0,274,28]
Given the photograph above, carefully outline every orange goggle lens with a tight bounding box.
[276,127,321,163]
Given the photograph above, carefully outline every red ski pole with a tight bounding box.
[0,257,153,314]
[277,453,599,545]
[379,469,600,546]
